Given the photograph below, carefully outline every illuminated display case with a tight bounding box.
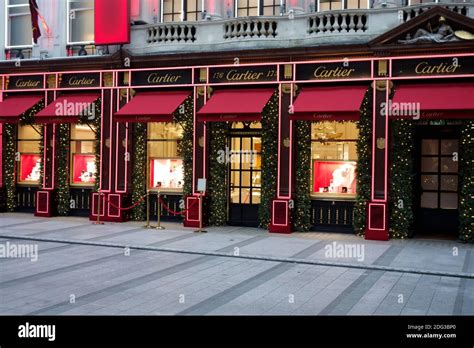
[149,158,184,190]
[19,154,41,183]
[313,160,357,197]
[72,154,96,185]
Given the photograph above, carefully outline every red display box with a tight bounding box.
[313,160,357,194]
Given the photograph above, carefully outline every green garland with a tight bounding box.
[259,92,279,229]
[293,120,311,232]
[56,124,70,216]
[208,122,227,226]
[389,119,415,239]
[3,124,16,212]
[176,96,194,198]
[354,87,372,235]
[459,120,474,243]
[131,122,147,221]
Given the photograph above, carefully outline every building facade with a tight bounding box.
[0,0,473,242]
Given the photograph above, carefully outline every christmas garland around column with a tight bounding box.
[459,119,473,243]
[389,119,415,239]
[293,120,311,232]
[354,87,372,236]
[208,122,227,226]
[177,96,194,198]
[131,122,147,221]
[259,92,279,229]
[3,124,16,212]
[56,124,71,216]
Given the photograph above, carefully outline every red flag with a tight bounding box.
[29,0,41,44]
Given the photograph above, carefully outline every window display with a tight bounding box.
[150,159,184,189]
[17,125,41,184]
[19,155,41,182]
[72,154,96,184]
[311,121,358,197]
[313,161,356,194]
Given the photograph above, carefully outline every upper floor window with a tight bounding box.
[318,0,368,10]
[236,0,282,16]
[162,0,183,22]
[5,0,33,48]
[185,0,203,21]
[262,0,282,15]
[67,0,94,44]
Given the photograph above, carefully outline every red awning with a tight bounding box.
[35,94,100,124]
[291,86,368,121]
[114,90,191,123]
[392,83,474,119]
[197,88,275,122]
[0,95,43,123]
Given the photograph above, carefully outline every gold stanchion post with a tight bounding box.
[155,191,165,230]
[93,191,104,225]
[144,190,152,229]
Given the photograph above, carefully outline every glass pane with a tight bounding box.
[312,142,357,161]
[18,140,40,153]
[232,122,244,129]
[9,0,29,5]
[18,125,41,140]
[440,175,458,192]
[421,175,438,191]
[230,188,240,203]
[149,141,179,158]
[254,154,262,170]
[70,9,94,42]
[252,171,261,187]
[231,137,240,151]
[440,193,458,209]
[148,122,183,140]
[70,0,94,10]
[312,121,358,141]
[71,124,96,140]
[241,171,250,187]
[346,0,364,8]
[230,171,240,186]
[18,154,41,183]
[420,192,438,209]
[441,157,458,173]
[241,188,251,204]
[421,157,438,172]
[252,189,261,204]
[421,139,438,155]
[10,15,32,46]
[441,139,458,155]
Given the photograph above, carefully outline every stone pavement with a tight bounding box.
[0,213,473,315]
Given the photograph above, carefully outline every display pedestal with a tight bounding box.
[89,192,129,223]
[35,190,55,217]
[365,202,389,241]
[269,198,292,234]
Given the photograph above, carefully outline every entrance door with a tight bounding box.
[228,127,262,227]
[416,127,460,235]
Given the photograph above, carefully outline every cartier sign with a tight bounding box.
[7,75,44,90]
[392,57,474,77]
[60,73,101,88]
[209,66,278,83]
[131,69,192,86]
[296,61,371,81]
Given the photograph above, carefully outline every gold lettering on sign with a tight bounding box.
[68,77,96,86]
[225,69,265,81]
[314,66,355,79]
[147,73,181,84]
[414,61,461,75]
[15,79,41,88]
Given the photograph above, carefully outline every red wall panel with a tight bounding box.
[94,0,130,45]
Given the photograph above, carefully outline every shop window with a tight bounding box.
[311,122,358,196]
[236,0,259,16]
[70,124,97,186]
[67,0,94,44]
[185,0,203,20]
[5,0,33,48]
[17,125,41,184]
[162,0,183,22]
[148,122,184,191]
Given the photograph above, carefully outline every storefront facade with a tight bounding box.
[0,5,473,242]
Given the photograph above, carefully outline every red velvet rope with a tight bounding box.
[159,196,198,216]
[100,193,148,211]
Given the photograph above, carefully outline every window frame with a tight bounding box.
[66,0,95,45]
[69,124,97,187]
[235,0,284,17]
[5,0,33,49]
[161,0,185,22]
[317,0,370,11]
[16,125,42,185]
[147,122,184,192]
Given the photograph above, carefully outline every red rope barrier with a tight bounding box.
[101,193,148,211]
[159,197,198,216]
